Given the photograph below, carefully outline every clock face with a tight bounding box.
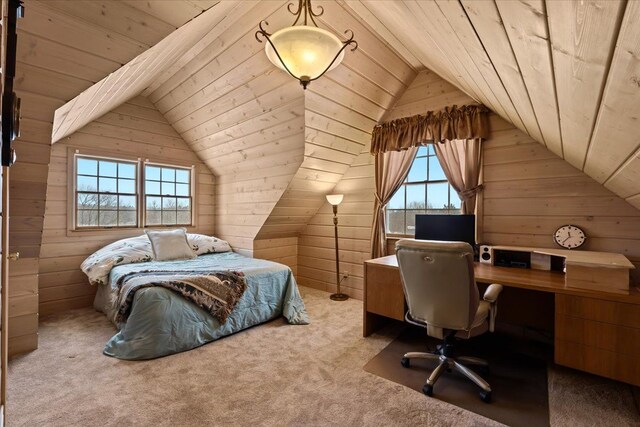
[554,225,586,249]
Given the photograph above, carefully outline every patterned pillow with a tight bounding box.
[81,233,231,285]
[81,235,153,285]
[187,233,232,255]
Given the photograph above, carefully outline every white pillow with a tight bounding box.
[146,229,196,261]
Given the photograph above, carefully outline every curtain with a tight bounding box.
[370,105,489,154]
[433,139,483,215]
[371,147,418,259]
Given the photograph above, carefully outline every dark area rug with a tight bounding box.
[364,327,551,427]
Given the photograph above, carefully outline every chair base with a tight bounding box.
[401,351,492,403]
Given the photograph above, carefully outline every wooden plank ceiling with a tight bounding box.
[345,0,640,210]
[50,0,640,251]
[51,0,415,250]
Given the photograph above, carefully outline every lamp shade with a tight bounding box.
[326,194,344,206]
[265,25,345,80]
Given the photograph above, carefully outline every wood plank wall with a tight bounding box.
[297,68,640,299]
[255,1,415,241]
[9,0,208,355]
[253,237,298,276]
[39,97,216,316]
[145,2,309,256]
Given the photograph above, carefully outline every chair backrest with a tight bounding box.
[396,239,479,332]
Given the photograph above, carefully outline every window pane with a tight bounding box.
[118,163,136,179]
[449,186,461,211]
[175,169,190,183]
[77,175,97,192]
[146,196,162,210]
[146,166,161,181]
[118,211,136,227]
[77,158,97,176]
[161,168,175,182]
[78,210,98,227]
[162,211,177,225]
[386,210,405,234]
[99,211,117,227]
[388,186,405,209]
[177,210,191,224]
[406,210,426,235]
[99,177,117,193]
[119,195,136,211]
[176,198,190,210]
[118,178,136,194]
[176,183,190,196]
[406,184,426,209]
[146,180,160,195]
[146,210,161,225]
[99,161,117,177]
[75,156,139,229]
[428,156,446,181]
[99,194,117,209]
[77,193,98,210]
[417,146,429,157]
[427,182,449,210]
[162,197,177,209]
[407,157,427,182]
[161,182,175,195]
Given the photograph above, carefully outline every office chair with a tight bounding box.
[395,239,503,403]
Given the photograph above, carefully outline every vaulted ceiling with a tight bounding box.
[344,0,640,210]
[50,0,640,249]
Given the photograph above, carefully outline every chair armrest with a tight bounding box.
[483,284,503,303]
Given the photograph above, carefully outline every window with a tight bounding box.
[144,164,192,226]
[73,154,195,230]
[386,145,461,235]
[75,156,138,228]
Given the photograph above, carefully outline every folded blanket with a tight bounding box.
[115,270,247,324]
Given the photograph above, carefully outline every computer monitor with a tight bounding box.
[414,214,476,247]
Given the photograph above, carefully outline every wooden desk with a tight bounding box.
[364,255,640,386]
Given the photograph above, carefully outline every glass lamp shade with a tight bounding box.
[265,25,345,80]
[326,194,344,206]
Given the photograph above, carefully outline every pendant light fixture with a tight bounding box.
[255,0,358,89]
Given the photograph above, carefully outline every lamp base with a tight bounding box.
[330,293,349,301]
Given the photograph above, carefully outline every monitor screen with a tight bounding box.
[414,214,476,247]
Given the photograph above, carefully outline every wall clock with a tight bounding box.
[553,225,586,249]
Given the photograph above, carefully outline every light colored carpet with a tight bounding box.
[7,287,640,427]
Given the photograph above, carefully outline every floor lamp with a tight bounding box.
[326,194,348,301]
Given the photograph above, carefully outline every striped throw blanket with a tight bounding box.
[114,270,247,324]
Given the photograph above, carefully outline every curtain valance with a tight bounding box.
[370,105,490,154]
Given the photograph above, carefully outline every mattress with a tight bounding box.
[94,251,309,360]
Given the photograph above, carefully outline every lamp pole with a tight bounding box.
[327,194,348,301]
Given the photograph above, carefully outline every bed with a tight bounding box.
[83,234,309,360]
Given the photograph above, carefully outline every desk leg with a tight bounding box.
[363,311,389,337]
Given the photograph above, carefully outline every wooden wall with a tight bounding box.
[297,68,640,299]
[39,97,216,316]
[9,0,208,356]
[255,1,415,241]
[253,237,298,276]
[144,1,309,256]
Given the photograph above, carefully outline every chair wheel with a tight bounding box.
[401,357,410,368]
[422,384,433,396]
[479,390,491,403]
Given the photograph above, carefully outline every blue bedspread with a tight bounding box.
[95,252,309,360]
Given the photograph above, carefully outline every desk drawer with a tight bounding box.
[555,340,640,386]
[556,294,640,329]
[555,314,640,356]
[365,263,405,321]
